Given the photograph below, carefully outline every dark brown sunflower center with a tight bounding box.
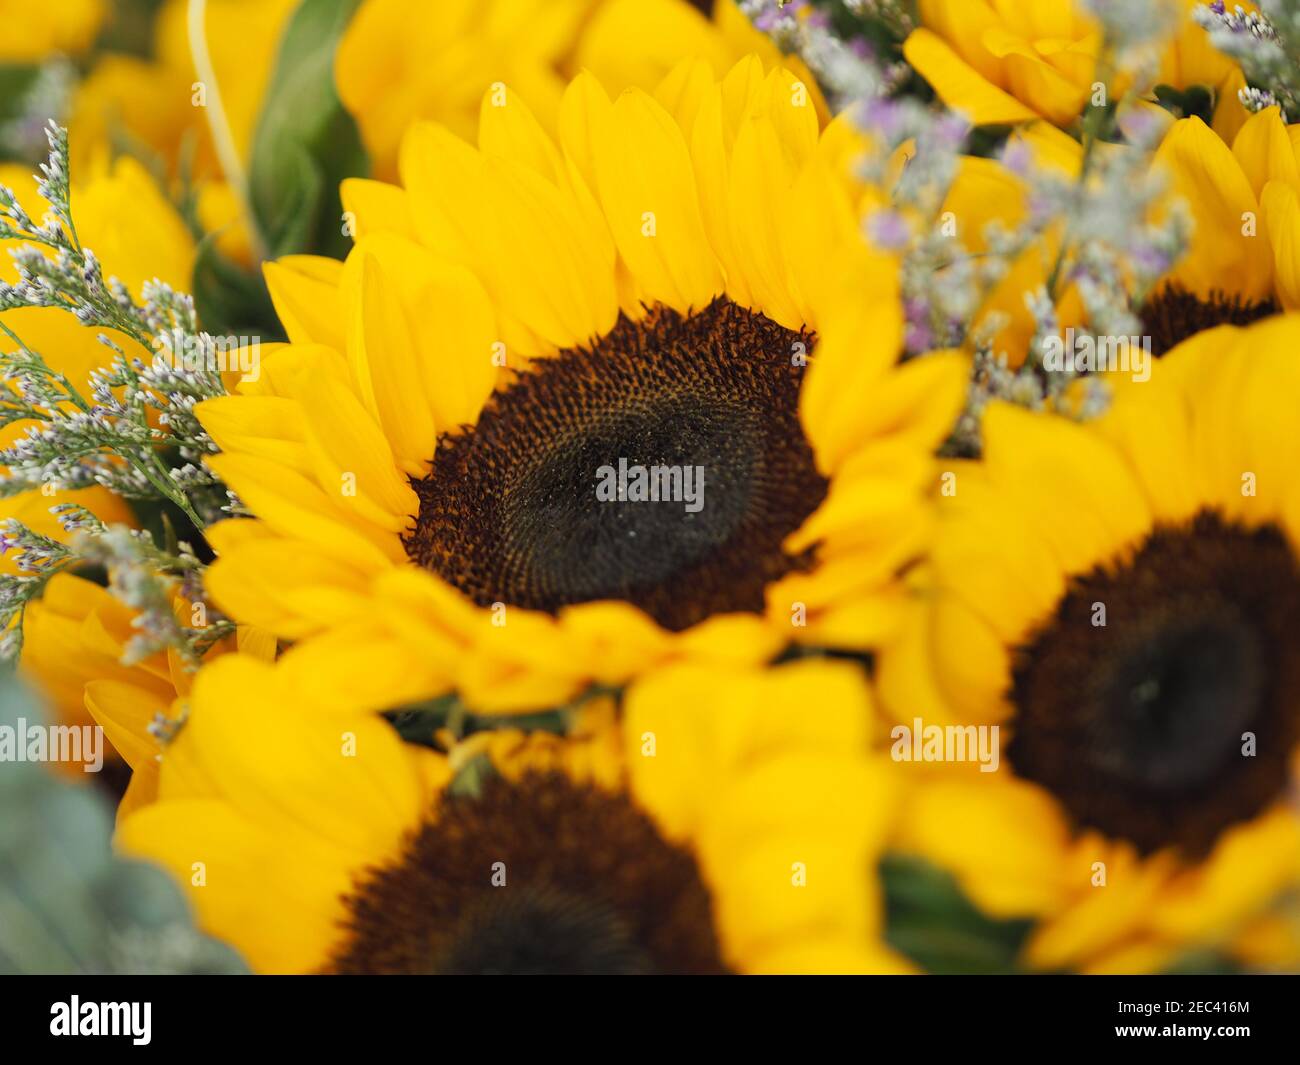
[1140,284,1277,357]
[327,770,727,975]
[1008,510,1300,858]
[404,298,828,631]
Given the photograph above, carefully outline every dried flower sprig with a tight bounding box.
[1196,1,1300,119]
[73,523,233,667]
[0,123,235,665]
[0,125,229,529]
[752,0,1190,455]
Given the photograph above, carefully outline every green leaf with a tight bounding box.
[0,677,248,974]
[0,66,39,117]
[247,0,368,260]
[0,64,41,163]
[386,693,465,748]
[191,233,284,340]
[94,0,166,58]
[881,854,1037,974]
[1153,84,1215,125]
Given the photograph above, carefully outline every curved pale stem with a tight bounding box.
[187,0,267,263]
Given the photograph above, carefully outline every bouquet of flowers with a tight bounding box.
[0,0,1297,980]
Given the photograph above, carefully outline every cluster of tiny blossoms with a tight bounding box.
[74,524,232,667]
[0,124,234,663]
[741,0,914,105]
[1196,1,1300,118]
[749,0,1190,454]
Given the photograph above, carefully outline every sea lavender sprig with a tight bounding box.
[939,63,1188,451]
[740,0,912,106]
[0,506,104,665]
[71,524,234,667]
[743,0,977,340]
[0,124,229,530]
[0,124,236,665]
[752,0,1189,457]
[1195,1,1300,119]
[839,1,916,43]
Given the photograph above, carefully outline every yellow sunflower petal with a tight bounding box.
[1261,180,1300,310]
[118,798,354,973]
[262,256,347,350]
[340,178,415,240]
[159,656,428,856]
[980,403,1153,573]
[83,680,167,773]
[903,28,1038,125]
[896,774,1072,917]
[204,525,375,640]
[195,395,313,475]
[294,370,418,528]
[589,87,723,311]
[1155,116,1271,302]
[206,452,401,567]
[344,252,439,474]
[1231,105,1299,200]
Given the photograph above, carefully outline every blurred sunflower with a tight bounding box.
[0,0,104,63]
[335,0,825,181]
[877,316,1300,973]
[904,0,1248,136]
[1144,107,1300,354]
[69,1,821,266]
[193,58,966,714]
[119,654,904,974]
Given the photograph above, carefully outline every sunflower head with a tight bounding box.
[879,317,1300,972]
[119,654,904,974]
[197,56,966,714]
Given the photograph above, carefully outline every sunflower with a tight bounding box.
[335,0,825,181]
[18,573,274,809]
[0,0,103,63]
[876,316,1300,973]
[195,58,966,713]
[118,653,904,974]
[1143,107,1300,355]
[904,0,1248,136]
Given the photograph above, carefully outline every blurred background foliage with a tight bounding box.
[0,676,247,974]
